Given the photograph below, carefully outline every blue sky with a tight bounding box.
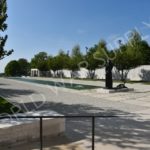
[1,0,150,72]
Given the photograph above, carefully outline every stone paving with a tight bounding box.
[0,77,150,150]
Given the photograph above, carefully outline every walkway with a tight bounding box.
[0,77,150,150]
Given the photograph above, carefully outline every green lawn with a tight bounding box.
[0,97,22,114]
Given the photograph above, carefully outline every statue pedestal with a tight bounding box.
[96,88,134,94]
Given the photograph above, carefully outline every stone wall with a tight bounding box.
[0,111,65,145]
[128,65,150,81]
[31,65,150,81]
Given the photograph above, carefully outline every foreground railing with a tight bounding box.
[0,115,118,150]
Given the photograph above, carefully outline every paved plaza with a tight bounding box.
[0,77,150,150]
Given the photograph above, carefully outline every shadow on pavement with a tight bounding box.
[14,101,150,150]
[0,88,35,98]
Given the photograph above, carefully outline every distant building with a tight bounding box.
[30,68,40,77]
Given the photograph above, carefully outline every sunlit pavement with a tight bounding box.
[0,77,150,150]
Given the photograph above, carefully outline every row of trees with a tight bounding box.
[30,45,84,77]
[5,30,150,82]
[5,59,30,76]
[1,1,150,84]
[30,30,150,79]
[114,31,150,83]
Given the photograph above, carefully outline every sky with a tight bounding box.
[1,0,150,72]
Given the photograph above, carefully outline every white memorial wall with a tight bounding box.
[31,65,150,81]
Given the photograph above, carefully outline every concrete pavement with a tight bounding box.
[0,77,150,150]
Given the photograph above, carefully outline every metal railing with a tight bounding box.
[0,115,118,150]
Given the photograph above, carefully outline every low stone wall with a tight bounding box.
[61,66,150,81]
[31,65,150,81]
[0,111,65,145]
[127,65,150,81]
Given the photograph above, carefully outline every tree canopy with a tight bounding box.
[113,30,150,83]
[85,45,99,78]
[4,30,150,81]
[70,45,83,72]
[0,0,13,60]
[5,58,30,76]
[5,60,20,76]
[31,52,49,71]
[18,58,30,76]
[94,40,110,67]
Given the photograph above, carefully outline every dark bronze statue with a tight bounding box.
[105,60,113,89]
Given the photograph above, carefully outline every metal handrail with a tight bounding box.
[0,115,118,150]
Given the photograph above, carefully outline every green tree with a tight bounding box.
[5,60,21,76]
[18,58,30,76]
[50,50,70,77]
[94,40,110,67]
[47,55,53,70]
[139,40,150,65]
[114,31,144,84]
[85,45,99,79]
[31,52,49,71]
[0,0,13,60]
[47,55,54,77]
[127,30,150,65]
[56,50,70,69]
[50,56,60,77]
[70,45,83,77]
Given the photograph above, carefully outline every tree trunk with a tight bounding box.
[121,69,124,82]
[92,70,96,79]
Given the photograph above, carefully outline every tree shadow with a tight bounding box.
[0,83,9,86]
[0,88,35,99]
[112,69,121,80]
[15,101,150,150]
[1,135,84,150]
[139,69,150,81]
[95,117,150,150]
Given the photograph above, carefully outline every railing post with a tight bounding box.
[40,117,43,150]
[92,116,95,150]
